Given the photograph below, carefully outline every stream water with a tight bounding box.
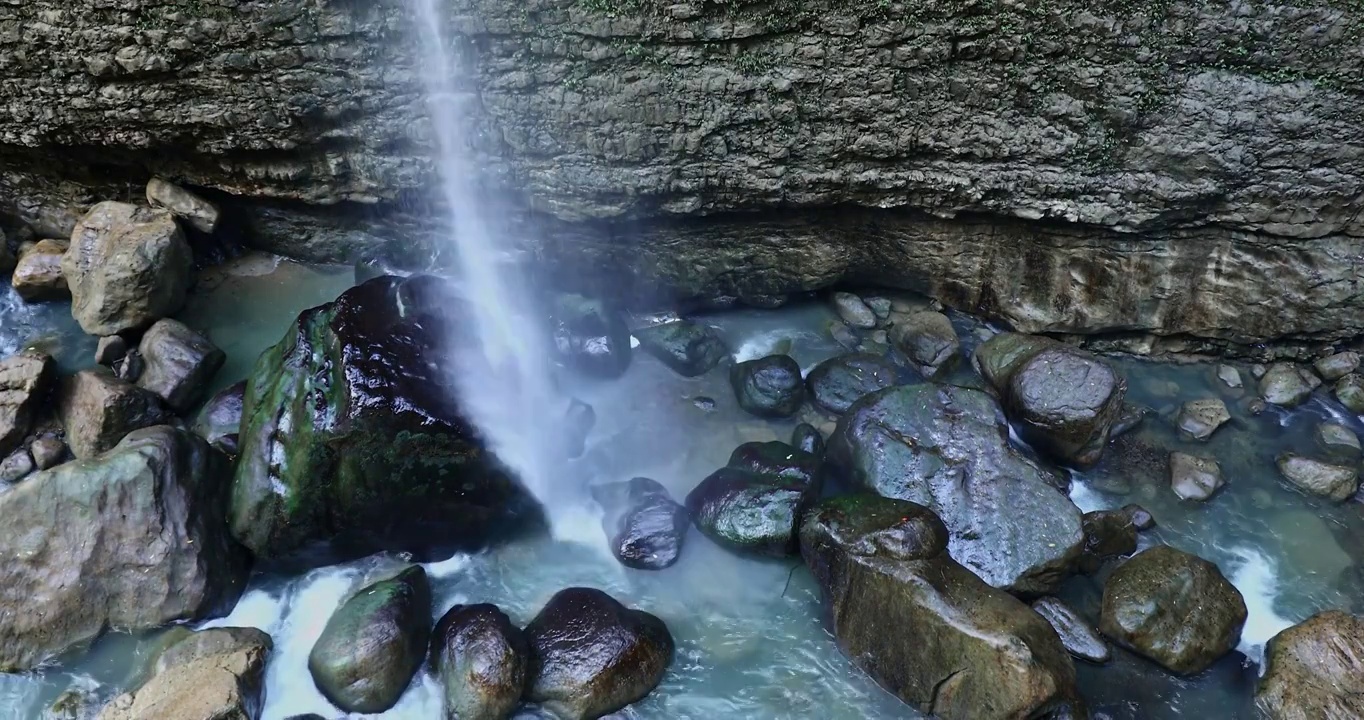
[1,253,1362,718]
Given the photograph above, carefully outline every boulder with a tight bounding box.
[549,294,632,379]
[193,381,245,457]
[1314,352,1360,381]
[429,603,529,720]
[591,477,689,570]
[57,370,171,459]
[0,426,247,670]
[147,177,222,234]
[525,588,673,720]
[972,332,1055,391]
[62,201,193,335]
[633,320,728,377]
[27,436,66,470]
[0,448,34,482]
[0,350,55,457]
[729,354,805,417]
[805,353,899,415]
[791,422,824,456]
[1176,398,1230,441]
[98,627,271,720]
[95,335,129,366]
[801,495,1079,720]
[309,566,432,714]
[1032,597,1111,664]
[1169,452,1224,501]
[726,440,823,487]
[1077,509,1139,574]
[1099,545,1247,675]
[1333,374,1364,413]
[1317,423,1361,457]
[231,276,537,562]
[11,239,70,301]
[1276,454,1359,502]
[136,319,226,412]
[1260,363,1315,407]
[1256,611,1364,720]
[686,466,814,558]
[831,292,878,328]
[1217,364,1244,389]
[828,383,1083,594]
[892,310,960,379]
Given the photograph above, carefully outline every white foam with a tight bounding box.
[1226,547,1295,666]
[1067,478,1107,513]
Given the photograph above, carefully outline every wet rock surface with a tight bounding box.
[11,240,69,301]
[0,350,55,457]
[829,383,1083,594]
[633,320,728,377]
[430,603,529,720]
[1260,364,1315,407]
[831,292,877,329]
[1176,398,1230,441]
[0,426,247,671]
[729,354,805,418]
[801,495,1079,720]
[525,588,674,720]
[805,353,899,415]
[1032,597,1110,664]
[1077,509,1140,574]
[193,381,245,457]
[1169,452,1224,502]
[1276,454,1359,502]
[592,477,689,570]
[1006,347,1126,468]
[1256,611,1364,720]
[136,318,226,412]
[550,294,632,379]
[1100,545,1248,675]
[98,627,271,720]
[58,370,171,459]
[891,310,959,380]
[309,566,432,714]
[1313,352,1360,381]
[1333,374,1364,412]
[686,463,814,558]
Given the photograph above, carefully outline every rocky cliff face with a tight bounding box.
[0,0,1360,352]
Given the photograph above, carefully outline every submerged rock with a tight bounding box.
[729,354,805,417]
[525,588,673,720]
[1217,364,1243,389]
[63,201,192,335]
[828,383,1082,594]
[892,310,960,379]
[231,276,537,562]
[0,426,247,671]
[146,177,222,235]
[563,398,595,459]
[136,319,226,412]
[1317,422,1361,457]
[634,320,728,377]
[1276,454,1359,502]
[1176,398,1230,441]
[592,477,688,570]
[1110,403,1148,438]
[805,352,899,415]
[11,239,69,301]
[309,566,432,714]
[430,603,529,720]
[1333,374,1364,413]
[791,422,825,456]
[1099,545,1247,675]
[1314,352,1360,381]
[1260,363,1315,407]
[98,627,271,720]
[193,381,245,457]
[1169,452,1224,501]
[801,495,1079,719]
[832,292,878,328]
[1077,509,1139,574]
[0,350,55,457]
[58,370,171,459]
[549,294,632,379]
[1255,611,1364,720]
[1032,597,1110,664]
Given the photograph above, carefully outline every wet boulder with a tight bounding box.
[790,423,824,456]
[11,239,70,301]
[430,603,529,720]
[97,627,271,720]
[28,436,65,470]
[231,276,537,562]
[591,477,689,570]
[1276,454,1359,502]
[972,332,1055,390]
[729,354,805,417]
[146,177,221,235]
[1176,398,1230,441]
[892,310,960,379]
[136,319,226,412]
[58,370,172,459]
[1077,509,1139,574]
[0,426,247,671]
[1314,352,1360,382]
[525,588,673,720]
[0,350,56,457]
[726,440,823,487]
[828,383,1083,594]
[1255,611,1364,720]
[1317,423,1361,458]
[805,353,899,415]
[95,335,129,366]
[1032,597,1110,664]
[1099,545,1247,675]
[801,495,1079,720]
[62,201,192,335]
[831,292,878,328]
[193,381,245,457]
[634,320,728,377]
[549,294,632,379]
[1169,452,1224,502]
[686,466,814,558]
[309,566,432,714]
[1260,363,1316,408]
[1333,374,1364,412]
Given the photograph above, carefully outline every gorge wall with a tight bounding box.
[0,0,1361,354]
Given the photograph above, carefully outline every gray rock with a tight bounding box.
[1169,452,1224,502]
[729,354,805,418]
[1256,611,1364,720]
[28,437,66,470]
[1317,423,1361,456]
[115,349,145,383]
[0,448,34,483]
[1216,364,1243,389]
[1176,398,1230,441]
[831,292,877,329]
[1313,352,1360,381]
[146,177,221,235]
[94,335,128,367]
[892,311,960,380]
[62,202,192,335]
[828,321,859,351]
[865,297,892,320]
[58,371,171,459]
[430,604,529,720]
[1333,374,1364,412]
[0,350,56,457]
[136,319,226,412]
[0,426,247,671]
[1260,363,1315,407]
[1006,343,1126,468]
[805,353,899,415]
[11,239,69,302]
[192,382,244,456]
[1032,597,1111,664]
[1276,454,1359,502]
[98,627,271,720]
[1252,364,1269,380]
[633,320,728,377]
